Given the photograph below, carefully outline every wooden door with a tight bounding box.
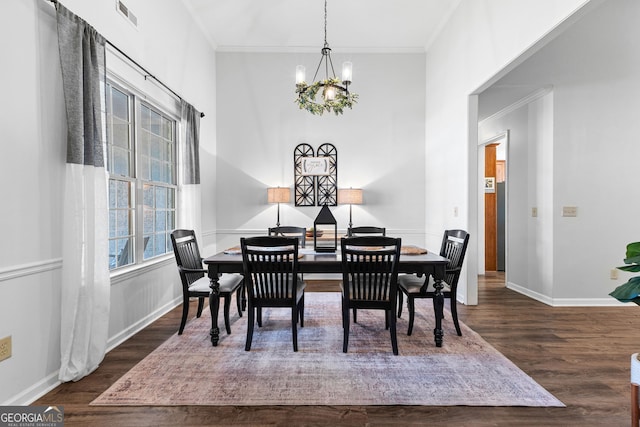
[484,144,498,271]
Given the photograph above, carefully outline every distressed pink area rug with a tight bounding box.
[92,292,563,407]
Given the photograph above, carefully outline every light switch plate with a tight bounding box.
[562,206,577,217]
[0,336,11,362]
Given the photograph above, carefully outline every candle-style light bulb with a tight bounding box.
[296,65,306,84]
[341,61,353,84]
[323,84,336,101]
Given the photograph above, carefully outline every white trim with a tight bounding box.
[507,281,554,306]
[214,45,426,54]
[0,259,62,282]
[507,281,627,307]
[212,228,427,236]
[106,53,181,120]
[478,86,553,127]
[551,298,632,307]
[106,296,182,352]
[110,255,174,285]
[16,295,182,405]
[481,130,509,147]
[2,372,61,406]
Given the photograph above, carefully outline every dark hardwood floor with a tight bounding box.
[34,274,639,426]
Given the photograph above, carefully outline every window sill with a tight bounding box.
[110,254,174,285]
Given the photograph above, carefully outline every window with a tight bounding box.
[106,81,177,270]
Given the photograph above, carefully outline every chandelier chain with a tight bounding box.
[324,0,328,48]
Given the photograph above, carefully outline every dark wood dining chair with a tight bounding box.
[268,226,307,248]
[241,236,306,351]
[340,236,402,355]
[397,229,470,336]
[347,226,386,237]
[345,226,387,323]
[171,229,244,335]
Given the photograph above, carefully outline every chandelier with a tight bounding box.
[295,0,358,116]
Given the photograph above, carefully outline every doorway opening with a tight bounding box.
[478,131,508,287]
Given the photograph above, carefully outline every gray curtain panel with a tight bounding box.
[56,2,106,167]
[181,100,201,185]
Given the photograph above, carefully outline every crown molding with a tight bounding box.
[214,46,426,54]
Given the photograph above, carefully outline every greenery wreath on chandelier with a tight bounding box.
[295,78,359,116]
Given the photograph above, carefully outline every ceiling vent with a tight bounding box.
[116,0,138,28]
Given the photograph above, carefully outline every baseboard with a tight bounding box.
[12,297,182,406]
[507,282,554,306]
[507,281,630,307]
[106,296,182,352]
[550,297,633,307]
[2,372,61,406]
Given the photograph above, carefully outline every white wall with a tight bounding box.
[212,52,427,252]
[529,93,555,300]
[424,0,593,305]
[477,0,640,304]
[0,0,216,404]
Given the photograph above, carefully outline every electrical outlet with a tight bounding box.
[453,207,458,217]
[532,207,538,217]
[0,336,11,362]
[610,269,619,280]
[562,206,578,217]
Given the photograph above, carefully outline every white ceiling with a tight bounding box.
[181,0,461,52]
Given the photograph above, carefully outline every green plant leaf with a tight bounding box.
[624,254,640,265]
[618,265,640,272]
[609,276,640,302]
[626,242,640,259]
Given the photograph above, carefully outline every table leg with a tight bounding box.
[209,274,220,346]
[433,277,444,347]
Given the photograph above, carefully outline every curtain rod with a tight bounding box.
[47,0,205,118]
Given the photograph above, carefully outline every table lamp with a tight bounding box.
[267,187,291,227]
[338,188,363,229]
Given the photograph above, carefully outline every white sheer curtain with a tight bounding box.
[178,100,202,238]
[56,2,110,382]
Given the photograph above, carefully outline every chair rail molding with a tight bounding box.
[213,228,427,236]
[0,258,63,283]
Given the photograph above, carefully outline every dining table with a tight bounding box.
[203,246,450,348]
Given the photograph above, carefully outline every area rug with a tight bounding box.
[91,292,564,407]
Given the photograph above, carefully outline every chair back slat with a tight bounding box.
[268,226,306,248]
[347,226,386,237]
[439,229,470,288]
[341,236,401,303]
[171,229,205,287]
[241,236,300,301]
